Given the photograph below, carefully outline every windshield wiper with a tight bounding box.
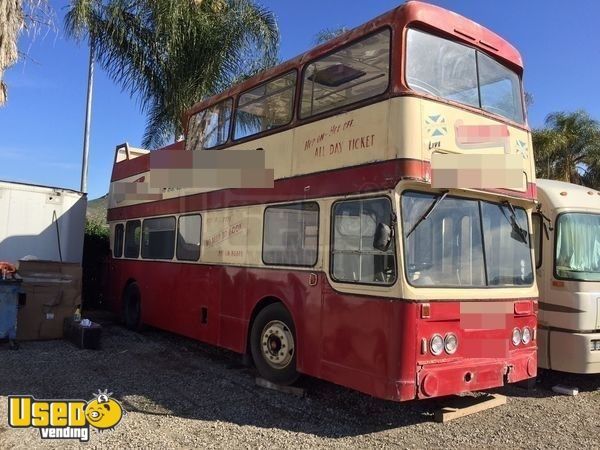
[536,204,554,240]
[502,200,528,244]
[406,191,448,238]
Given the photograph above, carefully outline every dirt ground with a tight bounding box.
[0,312,598,449]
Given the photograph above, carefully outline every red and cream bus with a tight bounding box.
[106,1,538,401]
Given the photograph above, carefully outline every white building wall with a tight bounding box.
[0,181,87,264]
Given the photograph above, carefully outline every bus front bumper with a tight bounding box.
[547,329,600,374]
[416,350,537,399]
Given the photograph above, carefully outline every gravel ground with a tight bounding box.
[0,312,598,449]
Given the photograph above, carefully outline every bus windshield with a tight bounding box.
[406,28,524,124]
[402,192,533,287]
[555,213,600,281]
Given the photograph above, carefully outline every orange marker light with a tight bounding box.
[421,303,431,319]
[552,280,565,287]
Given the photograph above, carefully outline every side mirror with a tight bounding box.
[373,223,392,252]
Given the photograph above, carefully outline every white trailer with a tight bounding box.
[534,179,600,373]
[0,181,87,264]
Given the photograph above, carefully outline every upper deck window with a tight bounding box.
[234,72,296,140]
[406,29,524,124]
[186,98,233,150]
[300,29,390,118]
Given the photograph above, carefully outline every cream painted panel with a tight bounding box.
[388,97,422,162]
[228,130,294,180]
[202,207,249,265]
[245,205,264,266]
[292,102,391,176]
[418,100,532,192]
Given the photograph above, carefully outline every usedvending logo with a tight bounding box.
[8,389,124,442]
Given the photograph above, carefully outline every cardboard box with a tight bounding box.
[18,260,82,286]
[16,260,82,340]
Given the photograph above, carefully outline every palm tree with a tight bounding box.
[65,0,279,149]
[314,26,349,45]
[0,0,24,105]
[0,1,53,105]
[533,110,600,187]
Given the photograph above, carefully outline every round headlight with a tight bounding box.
[522,327,531,345]
[430,334,444,355]
[444,333,458,354]
[512,328,522,346]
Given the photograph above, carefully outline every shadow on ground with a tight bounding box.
[0,311,596,438]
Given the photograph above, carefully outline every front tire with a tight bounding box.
[250,303,299,385]
[123,282,142,331]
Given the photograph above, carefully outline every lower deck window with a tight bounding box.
[113,223,124,258]
[331,197,396,284]
[124,220,141,258]
[401,191,533,287]
[142,217,176,260]
[263,203,319,266]
[177,215,202,261]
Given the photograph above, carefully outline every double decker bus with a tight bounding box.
[106,1,538,401]
[534,179,600,373]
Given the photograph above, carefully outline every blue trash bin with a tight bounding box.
[0,279,22,347]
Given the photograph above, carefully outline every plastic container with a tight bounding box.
[0,278,23,348]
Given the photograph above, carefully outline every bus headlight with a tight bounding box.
[512,328,522,346]
[444,333,458,354]
[522,327,532,345]
[430,334,444,355]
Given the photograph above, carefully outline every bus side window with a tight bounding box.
[177,214,202,261]
[532,213,542,268]
[141,217,176,260]
[300,29,391,118]
[331,197,396,285]
[234,71,297,140]
[263,202,319,266]
[114,223,124,258]
[186,98,233,150]
[124,220,141,258]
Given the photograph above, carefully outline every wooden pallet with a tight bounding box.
[434,394,507,423]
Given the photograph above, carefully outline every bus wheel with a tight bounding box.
[123,282,142,331]
[250,303,299,385]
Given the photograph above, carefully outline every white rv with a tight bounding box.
[0,181,87,264]
[534,179,600,373]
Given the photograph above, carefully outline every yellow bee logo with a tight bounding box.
[84,391,123,430]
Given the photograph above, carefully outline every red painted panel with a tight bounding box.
[417,350,536,399]
[109,158,535,222]
[108,159,423,220]
[108,259,536,402]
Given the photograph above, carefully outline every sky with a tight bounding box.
[1,0,599,200]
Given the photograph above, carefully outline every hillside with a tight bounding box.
[87,194,108,224]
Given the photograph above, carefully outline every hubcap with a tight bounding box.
[261,320,294,369]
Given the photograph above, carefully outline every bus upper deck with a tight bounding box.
[109,1,535,214]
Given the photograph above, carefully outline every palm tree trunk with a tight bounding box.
[0,0,23,105]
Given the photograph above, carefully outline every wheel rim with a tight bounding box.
[260,320,294,369]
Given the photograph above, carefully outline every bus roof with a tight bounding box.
[537,179,600,210]
[184,1,523,125]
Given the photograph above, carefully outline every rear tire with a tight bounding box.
[250,303,299,385]
[123,282,142,331]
